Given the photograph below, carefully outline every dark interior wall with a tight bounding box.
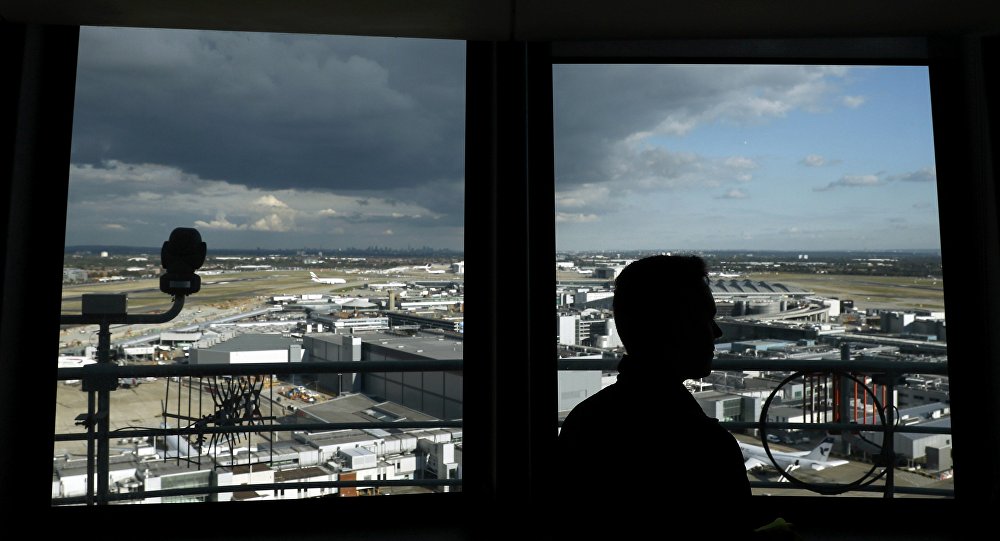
[1,21,78,512]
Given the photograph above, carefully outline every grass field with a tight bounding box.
[60,268,446,314]
[59,268,455,350]
[557,269,945,312]
[747,272,945,312]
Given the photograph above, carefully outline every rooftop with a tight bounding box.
[199,333,301,353]
[710,280,812,296]
[274,466,334,482]
[363,331,464,359]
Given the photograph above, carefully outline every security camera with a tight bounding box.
[159,227,207,296]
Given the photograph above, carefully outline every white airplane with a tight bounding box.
[310,272,346,285]
[741,436,849,474]
[58,355,96,385]
[423,264,445,274]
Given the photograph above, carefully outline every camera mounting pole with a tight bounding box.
[59,228,206,505]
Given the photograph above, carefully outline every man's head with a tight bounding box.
[612,255,722,379]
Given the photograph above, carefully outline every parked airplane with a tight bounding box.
[741,436,849,474]
[310,272,346,284]
[423,264,445,274]
[58,355,95,385]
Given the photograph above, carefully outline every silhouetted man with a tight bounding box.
[555,255,752,535]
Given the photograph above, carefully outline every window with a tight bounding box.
[6,13,996,541]
[553,63,951,498]
[54,26,465,504]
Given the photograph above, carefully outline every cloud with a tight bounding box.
[801,154,826,167]
[813,166,936,192]
[555,213,600,223]
[554,64,852,187]
[889,166,936,183]
[723,156,758,170]
[72,28,466,194]
[842,95,866,108]
[67,160,448,247]
[102,223,126,230]
[254,195,288,208]
[716,188,749,200]
[194,214,245,230]
[383,229,394,235]
[250,214,292,232]
[815,174,882,191]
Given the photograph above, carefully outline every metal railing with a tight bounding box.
[558,355,953,498]
[53,359,465,505]
[56,351,952,503]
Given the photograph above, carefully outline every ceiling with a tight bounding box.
[1,1,999,41]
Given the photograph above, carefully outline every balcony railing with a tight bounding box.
[56,353,952,504]
[53,359,464,506]
[558,356,952,498]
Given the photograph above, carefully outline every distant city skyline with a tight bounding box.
[65,28,940,252]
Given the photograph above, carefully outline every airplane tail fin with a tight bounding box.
[310,272,318,279]
[804,436,837,462]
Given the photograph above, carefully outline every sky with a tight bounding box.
[66,27,940,252]
[67,27,466,251]
[554,64,940,252]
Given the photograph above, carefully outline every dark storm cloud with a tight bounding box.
[72,28,466,193]
[553,64,847,187]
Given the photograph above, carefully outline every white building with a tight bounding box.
[190,334,304,365]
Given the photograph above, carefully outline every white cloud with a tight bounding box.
[724,156,758,170]
[815,174,882,191]
[254,194,288,208]
[383,229,394,235]
[716,188,749,200]
[842,95,866,108]
[802,154,826,167]
[102,223,126,230]
[814,166,936,192]
[889,166,936,183]
[319,208,337,216]
[250,214,292,232]
[555,212,600,223]
[194,214,245,230]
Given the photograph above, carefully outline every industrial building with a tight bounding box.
[863,403,952,466]
[190,333,304,365]
[301,331,463,420]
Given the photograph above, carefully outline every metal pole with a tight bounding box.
[86,390,95,506]
[96,317,111,505]
[884,379,896,499]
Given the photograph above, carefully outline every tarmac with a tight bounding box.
[734,433,954,498]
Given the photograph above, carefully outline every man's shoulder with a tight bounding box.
[564,383,624,416]
[560,384,626,432]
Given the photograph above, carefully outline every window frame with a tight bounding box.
[2,22,997,537]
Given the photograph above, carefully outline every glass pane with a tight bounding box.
[56,27,465,504]
[554,64,950,498]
